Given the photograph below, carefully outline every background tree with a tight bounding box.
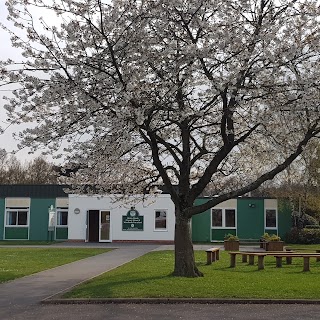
[256,141,320,226]
[1,0,320,277]
[0,149,58,184]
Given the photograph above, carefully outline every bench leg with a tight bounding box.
[216,250,220,261]
[248,255,254,265]
[206,251,212,265]
[242,254,248,263]
[258,256,265,270]
[276,257,282,268]
[316,250,320,262]
[230,253,236,268]
[303,257,310,272]
[212,251,217,262]
[286,257,292,265]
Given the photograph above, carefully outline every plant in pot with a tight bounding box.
[260,233,270,250]
[224,234,239,251]
[266,234,284,251]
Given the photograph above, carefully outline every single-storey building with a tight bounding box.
[0,185,292,242]
[192,197,292,242]
[0,185,68,241]
[68,194,175,243]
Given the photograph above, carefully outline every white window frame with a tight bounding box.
[154,209,168,231]
[211,208,237,229]
[5,207,29,227]
[265,208,278,230]
[56,207,68,227]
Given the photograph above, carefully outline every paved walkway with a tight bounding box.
[1,243,320,320]
[0,244,158,320]
[0,243,265,320]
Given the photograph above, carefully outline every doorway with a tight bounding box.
[86,210,111,242]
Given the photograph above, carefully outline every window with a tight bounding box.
[155,210,167,230]
[5,208,28,226]
[57,209,68,226]
[211,208,236,228]
[265,209,277,228]
[225,209,236,228]
[212,209,222,227]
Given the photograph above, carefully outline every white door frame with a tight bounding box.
[99,210,111,242]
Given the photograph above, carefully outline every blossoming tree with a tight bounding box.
[1,0,320,276]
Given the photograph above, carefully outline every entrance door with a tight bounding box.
[88,210,99,242]
[99,210,111,242]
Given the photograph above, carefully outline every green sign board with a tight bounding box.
[122,207,144,231]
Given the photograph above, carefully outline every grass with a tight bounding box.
[64,248,320,300]
[0,248,111,283]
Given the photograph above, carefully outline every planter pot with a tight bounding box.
[224,240,239,251]
[266,241,284,251]
[260,240,268,250]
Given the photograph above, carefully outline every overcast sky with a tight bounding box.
[0,1,55,162]
[1,1,30,159]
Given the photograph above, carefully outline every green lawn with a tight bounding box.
[0,248,111,283]
[64,249,320,300]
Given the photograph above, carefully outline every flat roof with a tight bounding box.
[0,185,68,198]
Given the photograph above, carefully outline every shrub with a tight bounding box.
[285,227,320,244]
[261,233,270,241]
[224,233,239,241]
[260,233,280,241]
[269,234,281,241]
[305,225,320,229]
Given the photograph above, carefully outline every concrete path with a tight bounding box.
[0,244,158,320]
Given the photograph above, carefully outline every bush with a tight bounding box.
[285,227,320,244]
[305,225,320,229]
[260,233,280,241]
[303,214,319,227]
[261,233,270,241]
[269,234,281,241]
[224,233,239,241]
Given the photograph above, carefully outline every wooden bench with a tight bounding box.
[228,251,267,270]
[241,251,295,264]
[228,250,299,270]
[273,253,320,272]
[205,247,220,265]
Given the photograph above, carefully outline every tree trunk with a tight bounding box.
[172,213,203,277]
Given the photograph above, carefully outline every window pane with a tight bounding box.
[58,211,68,226]
[212,209,222,227]
[6,211,17,225]
[225,209,235,227]
[17,211,28,225]
[155,210,167,229]
[266,209,276,228]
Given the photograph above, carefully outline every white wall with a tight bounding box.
[68,194,175,241]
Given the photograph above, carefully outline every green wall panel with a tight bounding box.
[29,198,56,241]
[192,199,211,242]
[5,227,28,240]
[0,198,4,240]
[278,199,292,239]
[237,198,264,239]
[211,229,236,241]
[56,227,68,240]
